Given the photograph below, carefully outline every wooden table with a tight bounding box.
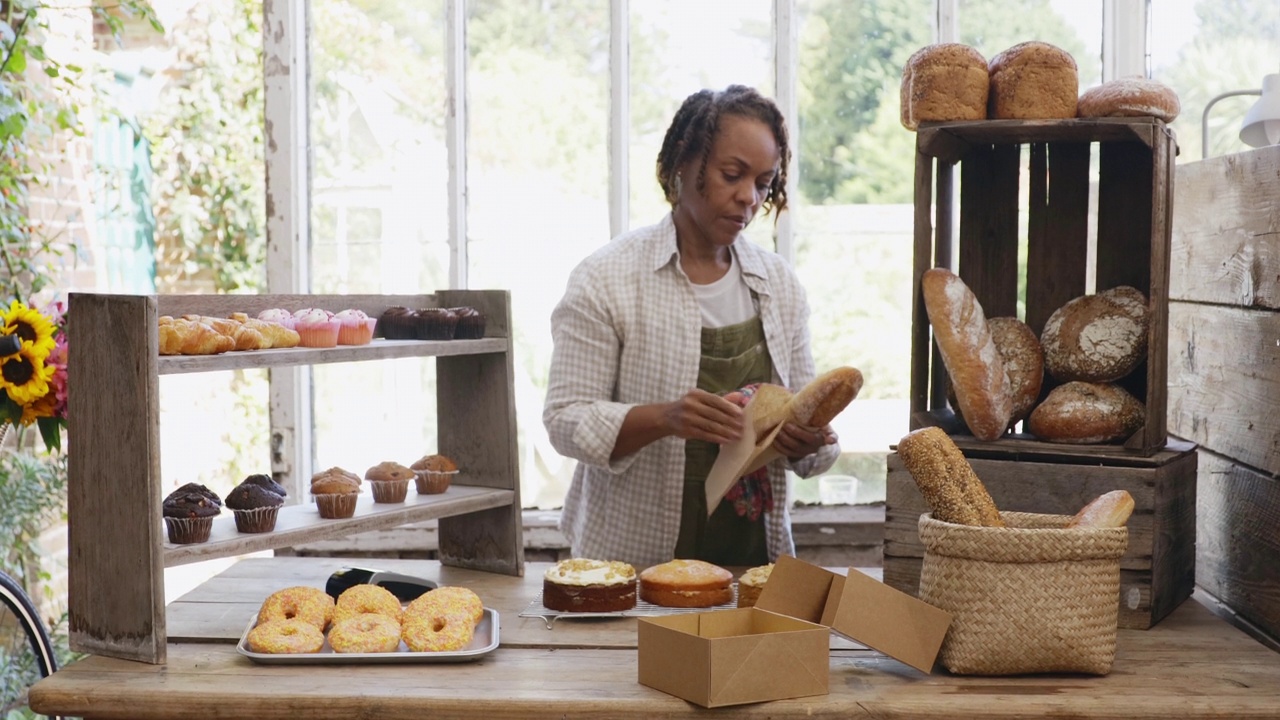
[31,557,1280,719]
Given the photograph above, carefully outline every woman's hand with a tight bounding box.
[772,422,837,462]
[663,389,743,444]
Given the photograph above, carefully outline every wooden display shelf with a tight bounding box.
[67,290,524,665]
[158,338,508,375]
[163,484,515,567]
[911,116,1176,455]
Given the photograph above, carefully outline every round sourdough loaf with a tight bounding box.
[1041,286,1149,383]
[900,43,989,130]
[1077,77,1180,122]
[1027,381,1145,444]
[988,41,1078,119]
[639,559,733,608]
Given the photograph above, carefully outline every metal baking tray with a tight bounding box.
[236,608,499,664]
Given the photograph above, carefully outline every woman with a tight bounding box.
[543,85,839,568]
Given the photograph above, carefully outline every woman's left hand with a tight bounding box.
[772,422,837,462]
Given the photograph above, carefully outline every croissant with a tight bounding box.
[228,313,301,349]
[230,324,267,351]
[160,319,234,355]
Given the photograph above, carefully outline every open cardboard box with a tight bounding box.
[637,555,953,708]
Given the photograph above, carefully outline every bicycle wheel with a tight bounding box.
[0,570,61,720]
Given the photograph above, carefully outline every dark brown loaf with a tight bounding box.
[787,366,863,428]
[897,427,1004,527]
[1041,286,1148,382]
[900,43,989,130]
[948,317,1044,428]
[988,41,1078,119]
[1077,77,1180,122]
[921,268,1013,441]
[1027,381,1146,444]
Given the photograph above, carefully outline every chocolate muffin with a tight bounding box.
[378,306,414,340]
[162,486,222,544]
[414,308,458,341]
[226,476,285,533]
[447,307,486,339]
[241,473,288,498]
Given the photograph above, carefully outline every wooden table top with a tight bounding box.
[31,557,1280,719]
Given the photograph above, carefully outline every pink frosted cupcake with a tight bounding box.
[257,308,297,330]
[335,309,378,345]
[293,308,340,348]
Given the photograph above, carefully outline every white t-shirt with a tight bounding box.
[689,257,755,328]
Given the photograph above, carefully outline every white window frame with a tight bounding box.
[262,0,1151,489]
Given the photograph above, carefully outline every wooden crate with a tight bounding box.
[884,438,1197,630]
[910,118,1177,455]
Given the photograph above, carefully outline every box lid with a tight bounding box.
[754,555,952,673]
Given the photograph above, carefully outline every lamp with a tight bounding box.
[1240,73,1280,148]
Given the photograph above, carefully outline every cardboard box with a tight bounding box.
[637,556,952,708]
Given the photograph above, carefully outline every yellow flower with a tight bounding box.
[2,301,56,361]
[0,340,56,406]
[20,391,57,426]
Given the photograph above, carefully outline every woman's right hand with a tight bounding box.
[663,389,743,444]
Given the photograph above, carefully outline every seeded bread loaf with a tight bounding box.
[988,41,1078,119]
[900,43,990,130]
[1041,286,1149,383]
[897,426,1004,527]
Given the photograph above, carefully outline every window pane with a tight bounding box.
[464,0,611,509]
[1152,0,1280,161]
[958,0,1103,90]
[309,0,449,474]
[793,0,933,504]
[628,0,774,250]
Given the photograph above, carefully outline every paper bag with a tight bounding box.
[704,395,787,514]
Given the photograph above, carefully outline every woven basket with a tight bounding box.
[918,511,1127,676]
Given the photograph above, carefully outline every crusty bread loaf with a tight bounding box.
[897,427,1004,527]
[948,317,1044,428]
[1078,77,1180,122]
[988,41,1078,119]
[1026,381,1146,444]
[1068,490,1135,529]
[921,268,1013,441]
[639,559,733,608]
[749,383,794,436]
[1041,286,1149,383]
[787,366,863,428]
[900,43,989,131]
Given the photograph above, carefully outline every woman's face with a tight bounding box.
[675,114,780,247]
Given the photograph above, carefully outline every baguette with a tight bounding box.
[749,383,794,436]
[921,268,1013,441]
[787,366,863,428]
[897,426,1004,527]
[1067,490,1134,528]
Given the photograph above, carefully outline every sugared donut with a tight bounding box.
[333,584,402,626]
[402,612,475,652]
[246,618,325,654]
[258,586,334,631]
[404,586,483,625]
[328,612,402,653]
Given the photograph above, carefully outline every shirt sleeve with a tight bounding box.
[780,273,841,479]
[542,262,643,474]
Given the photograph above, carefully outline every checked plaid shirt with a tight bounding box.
[543,214,839,567]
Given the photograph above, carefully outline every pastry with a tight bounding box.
[364,461,414,503]
[921,268,1013,441]
[225,475,285,533]
[257,308,297,330]
[988,41,1078,119]
[293,308,340,348]
[896,426,1004,527]
[310,466,361,518]
[448,306,486,339]
[542,559,637,613]
[900,43,989,130]
[411,454,458,495]
[1026,381,1146,444]
[1041,286,1148,383]
[1077,77,1180,122]
[736,563,774,608]
[335,309,377,345]
[157,318,235,356]
[377,306,414,339]
[414,308,459,341]
[240,473,288,497]
[162,484,223,544]
[638,559,733,608]
[228,313,301,349]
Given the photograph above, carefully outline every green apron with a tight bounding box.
[673,314,772,566]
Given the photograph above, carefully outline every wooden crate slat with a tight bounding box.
[918,117,1157,159]
[911,148,936,419]
[158,338,508,374]
[1026,142,1091,336]
[68,293,166,664]
[958,143,1021,318]
[1136,130,1176,452]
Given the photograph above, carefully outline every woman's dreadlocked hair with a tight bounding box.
[655,85,791,219]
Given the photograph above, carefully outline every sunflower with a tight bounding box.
[20,391,58,426]
[1,301,56,361]
[0,339,56,406]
